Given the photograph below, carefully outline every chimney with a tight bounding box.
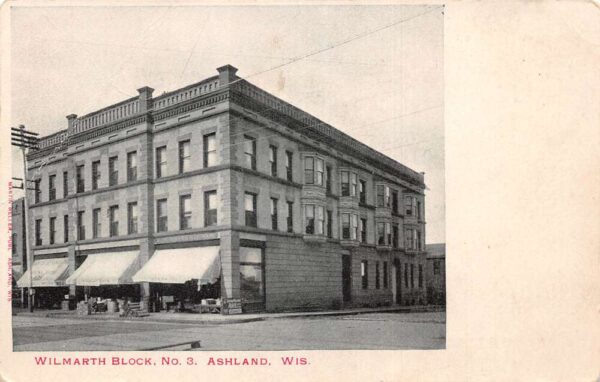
[137,86,154,112]
[217,65,238,86]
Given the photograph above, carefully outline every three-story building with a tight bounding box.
[19,65,427,313]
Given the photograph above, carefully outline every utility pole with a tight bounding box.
[11,125,39,312]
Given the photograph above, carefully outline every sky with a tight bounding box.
[9,4,444,243]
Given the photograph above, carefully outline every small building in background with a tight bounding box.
[426,243,445,305]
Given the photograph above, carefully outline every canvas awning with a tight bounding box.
[16,258,69,288]
[66,251,140,286]
[132,246,221,284]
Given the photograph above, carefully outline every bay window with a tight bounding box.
[304,204,324,235]
[304,156,324,185]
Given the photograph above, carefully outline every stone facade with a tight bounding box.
[24,65,427,313]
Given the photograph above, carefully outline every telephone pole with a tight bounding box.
[11,125,39,312]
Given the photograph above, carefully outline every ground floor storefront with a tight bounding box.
[18,231,427,315]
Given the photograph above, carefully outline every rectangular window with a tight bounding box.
[405,228,414,249]
[359,179,366,204]
[383,261,389,289]
[156,199,168,232]
[360,218,367,242]
[34,179,41,203]
[315,159,324,186]
[49,217,56,245]
[63,171,69,198]
[351,214,358,240]
[203,133,217,167]
[418,264,423,289]
[326,210,333,238]
[417,230,422,250]
[77,211,85,240]
[361,260,368,289]
[244,192,257,227]
[92,208,101,238]
[269,145,278,177]
[405,196,415,216]
[91,161,100,190]
[386,222,392,246]
[179,194,192,230]
[433,260,441,275]
[127,202,138,234]
[270,198,278,230]
[305,157,314,185]
[244,136,256,170]
[376,185,385,207]
[385,186,390,207]
[392,190,399,213]
[179,140,190,174]
[304,205,323,234]
[375,261,380,289]
[109,205,119,237]
[341,171,350,196]
[326,166,332,193]
[392,224,399,248]
[411,264,415,288]
[417,201,422,220]
[48,175,56,201]
[285,151,293,181]
[404,263,409,288]
[341,213,350,239]
[350,173,357,197]
[127,151,137,182]
[287,201,294,233]
[63,215,69,243]
[76,165,85,193]
[240,247,265,309]
[204,191,217,227]
[35,219,42,246]
[109,156,118,186]
[377,222,386,245]
[156,146,167,179]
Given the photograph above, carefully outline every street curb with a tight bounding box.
[14,305,445,326]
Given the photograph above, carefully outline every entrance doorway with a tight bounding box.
[342,255,352,304]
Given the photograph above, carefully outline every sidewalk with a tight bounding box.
[13,305,445,325]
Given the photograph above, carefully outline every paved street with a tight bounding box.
[12,311,445,351]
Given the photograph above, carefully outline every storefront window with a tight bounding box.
[240,247,264,312]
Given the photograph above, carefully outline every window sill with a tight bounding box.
[340,239,359,247]
[303,234,327,244]
[376,245,392,251]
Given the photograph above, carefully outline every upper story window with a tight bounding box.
[326,166,332,193]
[49,217,56,245]
[341,213,358,240]
[156,146,167,179]
[35,219,42,246]
[326,210,333,238]
[156,198,168,232]
[361,260,368,289]
[34,179,41,203]
[127,151,137,182]
[391,190,399,213]
[417,201,422,220]
[269,145,278,177]
[376,185,390,207]
[179,140,190,174]
[77,211,85,240]
[244,136,256,170]
[286,201,294,233]
[304,204,324,235]
[244,192,257,227]
[377,222,386,245]
[405,195,418,216]
[359,179,366,204]
[285,151,293,181]
[63,171,69,198]
[48,175,56,201]
[204,133,217,167]
[360,218,367,243]
[204,191,217,226]
[76,165,85,193]
[341,171,357,197]
[179,194,192,230]
[304,157,324,186]
[270,198,278,230]
[392,224,399,248]
[92,161,101,190]
[92,208,101,239]
[63,215,69,243]
[109,156,119,186]
[405,228,422,250]
[109,205,119,237]
[127,202,138,234]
